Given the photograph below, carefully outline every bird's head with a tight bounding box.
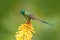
[20,9,25,15]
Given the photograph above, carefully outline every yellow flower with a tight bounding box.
[15,22,34,40]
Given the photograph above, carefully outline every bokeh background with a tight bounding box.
[0,0,60,40]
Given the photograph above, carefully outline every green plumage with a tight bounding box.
[20,9,25,15]
[20,9,31,22]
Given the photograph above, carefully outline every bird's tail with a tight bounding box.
[33,18,54,26]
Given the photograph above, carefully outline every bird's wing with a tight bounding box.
[29,14,36,19]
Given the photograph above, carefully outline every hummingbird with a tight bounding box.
[20,9,53,26]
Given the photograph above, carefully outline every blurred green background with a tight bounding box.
[0,0,60,40]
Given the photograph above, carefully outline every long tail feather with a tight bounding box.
[41,20,54,26]
[32,18,54,26]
